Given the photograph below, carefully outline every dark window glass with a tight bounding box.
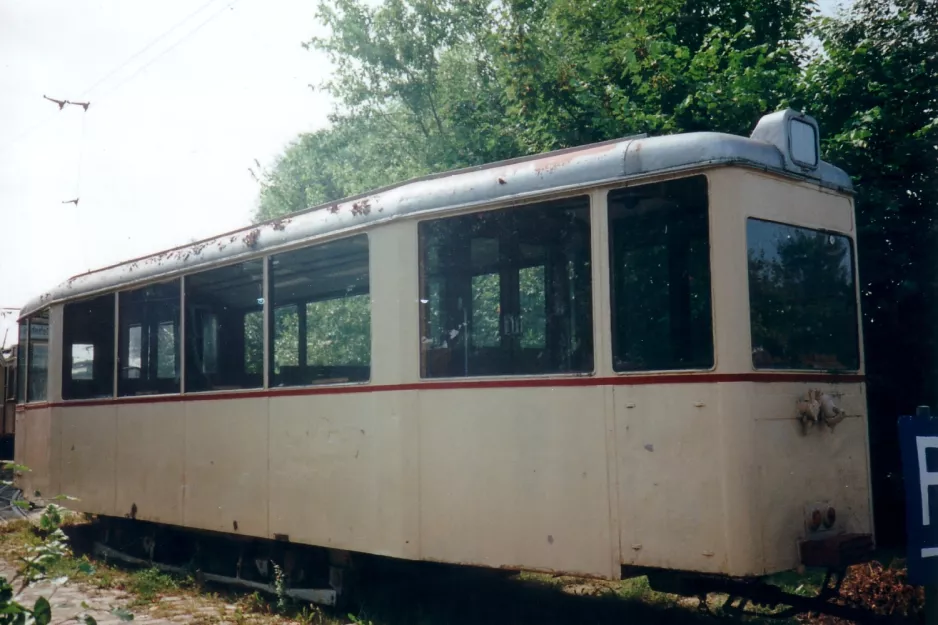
[26,311,49,402]
[118,280,180,396]
[747,219,859,370]
[270,235,370,386]
[63,294,115,400]
[419,197,593,378]
[16,323,27,403]
[608,176,713,372]
[185,260,264,392]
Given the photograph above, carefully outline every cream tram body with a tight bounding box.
[14,109,872,581]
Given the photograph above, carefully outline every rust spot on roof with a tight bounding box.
[242,229,260,248]
[497,177,506,185]
[270,218,291,231]
[533,141,621,175]
[351,199,371,216]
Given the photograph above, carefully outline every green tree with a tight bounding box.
[255,0,811,220]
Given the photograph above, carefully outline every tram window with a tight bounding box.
[26,311,49,402]
[15,323,26,403]
[608,176,713,372]
[747,219,859,370]
[118,280,180,396]
[419,197,593,378]
[184,260,264,392]
[63,294,115,400]
[269,235,370,386]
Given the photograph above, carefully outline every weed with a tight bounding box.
[297,604,325,625]
[240,591,272,614]
[127,567,183,600]
[272,561,288,613]
[347,613,374,625]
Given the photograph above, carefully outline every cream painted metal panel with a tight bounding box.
[59,405,116,514]
[184,399,269,536]
[370,224,420,386]
[707,173,746,374]
[417,387,614,579]
[714,383,760,576]
[740,171,854,234]
[15,408,58,501]
[13,412,26,472]
[752,382,872,574]
[268,391,416,558]
[115,403,185,525]
[615,384,728,574]
[589,189,613,378]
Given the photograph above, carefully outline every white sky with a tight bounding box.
[0,0,334,345]
[0,0,847,347]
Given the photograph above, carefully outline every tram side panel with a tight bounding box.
[417,385,615,579]
[615,382,743,576]
[268,391,415,560]
[59,405,115,514]
[113,402,185,526]
[184,398,270,537]
[15,406,58,502]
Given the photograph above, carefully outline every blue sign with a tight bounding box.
[899,414,938,585]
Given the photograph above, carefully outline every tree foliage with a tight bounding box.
[255,0,814,220]
[255,0,938,545]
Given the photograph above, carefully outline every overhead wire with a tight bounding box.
[3,0,238,151]
[74,0,224,101]
[87,0,243,105]
[3,0,247,275]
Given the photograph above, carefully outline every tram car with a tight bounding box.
[13,109,873,603]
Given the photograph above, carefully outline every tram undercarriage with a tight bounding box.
[68,515,888,623]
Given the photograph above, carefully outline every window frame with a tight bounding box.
[62,293,117,401]
[605,174,717,376]
[266,233,373,389]
[416,194,596,380]
[116,279,183,397]
[182,258,266,395]
[20,310,50,404]
[744,216,862,373]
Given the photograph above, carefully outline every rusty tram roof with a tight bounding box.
[21,110,853,319]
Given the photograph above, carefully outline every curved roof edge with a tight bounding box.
[21,117,854,319]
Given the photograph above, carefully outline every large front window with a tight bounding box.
[63,294,115,400]
[747,218,859,370]
[185,260,264,392]
[419,197,593,378]
[608,176,713,371]
[269,235,371,387]
[25,311,49,402]
[118,280,181,396]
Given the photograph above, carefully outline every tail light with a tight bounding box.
[824,507,836,529]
